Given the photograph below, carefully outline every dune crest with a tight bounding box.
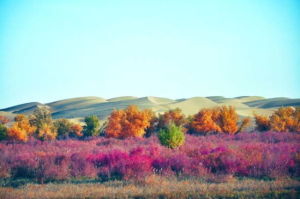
[1,96,299,120]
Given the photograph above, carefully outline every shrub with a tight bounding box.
[0,124,7,141]
[83,115,100,137]
[158,123,185,149]
[0,115,9,124]
[105,105,152,138]
[254,114,271,131]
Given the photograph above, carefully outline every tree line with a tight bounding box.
[0,105,299,148]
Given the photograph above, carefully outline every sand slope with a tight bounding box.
[1,96,299,120]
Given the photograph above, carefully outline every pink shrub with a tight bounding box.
[0,132,299,183]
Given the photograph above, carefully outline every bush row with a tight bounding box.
[0,132,299,183]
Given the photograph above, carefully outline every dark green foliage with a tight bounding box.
[158,123,185,149]
[0,124,7,141]
[84,115,100,137]
[54,119,72,139]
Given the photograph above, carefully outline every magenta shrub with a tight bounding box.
[0,132,299,182]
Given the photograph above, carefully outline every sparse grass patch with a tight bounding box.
[0,177,299,199]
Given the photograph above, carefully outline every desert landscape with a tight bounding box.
[0,96,299,198]
[1,0,299,198]
[2,95,299,122]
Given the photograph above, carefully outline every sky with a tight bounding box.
[0,0,299,108]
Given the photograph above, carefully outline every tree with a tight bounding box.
[83,115,100,137]
[37,123,57,141]
[70,124,83,137]
[270,107,300,132]
[158,108,186,128]
[0,124,7,141]
[158,123,185,149]
[189,108,221,134]
[54,119,72,139]
[105,105,152,138]
[7,114,36,142]
[30,106,57,140]
[189,106,250,135]
[30,106,53,128]
[254,114,271,131]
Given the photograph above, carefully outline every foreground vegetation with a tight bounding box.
[0,105,299,198]
[0,132,299,183]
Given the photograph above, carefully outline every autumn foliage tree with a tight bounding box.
[30,106,57,140]
[270,107,300,132]
[105,105,152,138]
[254,114,271,131]
[189,106,250,135]
[70,124,83,137]
[158,108,186,128]
[254,107,300,132]
[7,114,36,142]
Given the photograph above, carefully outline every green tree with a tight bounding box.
[54,119,72,139]
[30,106,57,140]
[83,115,100,137]
[0,124,7,141]
[158,123,185,149]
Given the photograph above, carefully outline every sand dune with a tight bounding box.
[167,97,218,116]
[1,96,298,120]
[1,102,43,113]
[245,97,300,108]
[107,96,138,102]
[234,96,265,103]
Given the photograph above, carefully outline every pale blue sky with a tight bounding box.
[1,0,299,108]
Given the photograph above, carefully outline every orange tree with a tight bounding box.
[7,114,36,142]
[105,105,152,138]
[270,107,300,132]
[254,114,271,131]
[189,106,250,135]
[254,107,300,132]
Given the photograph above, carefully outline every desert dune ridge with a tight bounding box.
[1,96,299,122]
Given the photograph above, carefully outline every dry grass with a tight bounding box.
[0,176,299,199]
